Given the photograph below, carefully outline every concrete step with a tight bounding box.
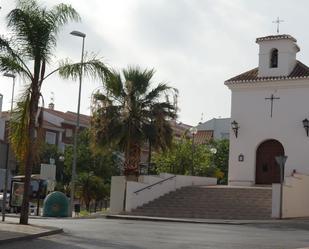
[128,185,272,220]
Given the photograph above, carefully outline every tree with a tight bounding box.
[92,178,109,212]
[76,172,95,211]
[76,172,108,212]
[64,129,117,213]
[91,66,177,177]
[63,129,120,185]
[208,139,229,184]
[153,138,226,180]
[0,0,110,224]
[37,143,61,174]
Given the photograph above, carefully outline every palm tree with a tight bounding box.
[0,0,110,224]
[91,66,178,177]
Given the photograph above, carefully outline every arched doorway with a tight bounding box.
[255,139,284,184]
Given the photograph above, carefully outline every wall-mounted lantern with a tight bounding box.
[231,120,239,138]
[238,154,244,162]
[303,118,309,136]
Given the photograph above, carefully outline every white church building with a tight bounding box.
[226,34,309,186]
[225,34,309,218]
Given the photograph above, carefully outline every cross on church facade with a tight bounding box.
[265,94,280,118]
[273,17,284,34]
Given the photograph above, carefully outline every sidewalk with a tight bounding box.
[5,211,107,219]
[0,221,63,245]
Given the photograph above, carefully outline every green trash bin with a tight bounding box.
[43,191,69,217]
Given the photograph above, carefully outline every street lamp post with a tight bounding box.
[70,30,86,217]
[2,72,16,222]
[189,127,198,176]
[210,147,217,166]
[58,155,65,182]
[275,155,288,219]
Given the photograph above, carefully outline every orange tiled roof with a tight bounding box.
[43,108,90,127]
[256,34,297,43]
[225,61,309,84]
[194,130,213,145]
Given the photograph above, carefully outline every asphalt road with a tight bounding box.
[3,217,309,249]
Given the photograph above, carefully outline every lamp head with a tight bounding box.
[231,120,239,129]
[189,127,198,135]
[303,118,309,128]
[3,72,15,78]
[70,30,86,38]
[303,118,309,136]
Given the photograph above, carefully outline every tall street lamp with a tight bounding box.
[210,147,217,166]
[189,127,198,176]
[70,30,86,217]
[275,155,288,219]
[2,72,16,222]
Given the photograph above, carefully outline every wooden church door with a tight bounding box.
[255,139,284,184]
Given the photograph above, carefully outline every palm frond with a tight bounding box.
[10,88,31,166]
[123,66,155,95]
[57,54,111,82]
[0,55,31,80]
[49,3,81,28]
[7,1,80,62]
[0,37,33,78]
[104,70,124,98]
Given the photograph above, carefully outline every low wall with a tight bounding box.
[125,174,217,212]
[271,184,281,218]
[282,173,309,218]
[138,175,163,185]
[109,176,126,214]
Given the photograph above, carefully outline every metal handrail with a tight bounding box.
[134,175,176,194]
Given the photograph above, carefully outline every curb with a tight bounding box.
[5,214,106,220]
[105,214,251,225]
[0,227,63,245]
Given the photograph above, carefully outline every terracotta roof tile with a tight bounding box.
[194,130,213,145]
[43,108,90,127]
[225,61,309,84]
[1,109,91,127]
[256,34,297,43]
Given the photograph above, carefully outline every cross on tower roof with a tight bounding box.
[273,17,284,34]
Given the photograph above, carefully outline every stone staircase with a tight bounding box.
[128,185,272,220]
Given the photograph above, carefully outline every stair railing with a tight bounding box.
[134,175,176,195]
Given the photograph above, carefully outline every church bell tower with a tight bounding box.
[256,34,300,77]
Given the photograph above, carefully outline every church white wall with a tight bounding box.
[228,80,309,186]
[258,39,298,77]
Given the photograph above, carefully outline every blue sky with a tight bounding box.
[1,0,309,125]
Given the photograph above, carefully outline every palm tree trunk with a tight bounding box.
[20,59,41,225]
[86,201,90,212]
[20,95,38,224]
[147,142,152,175]
[124,142,141,178]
